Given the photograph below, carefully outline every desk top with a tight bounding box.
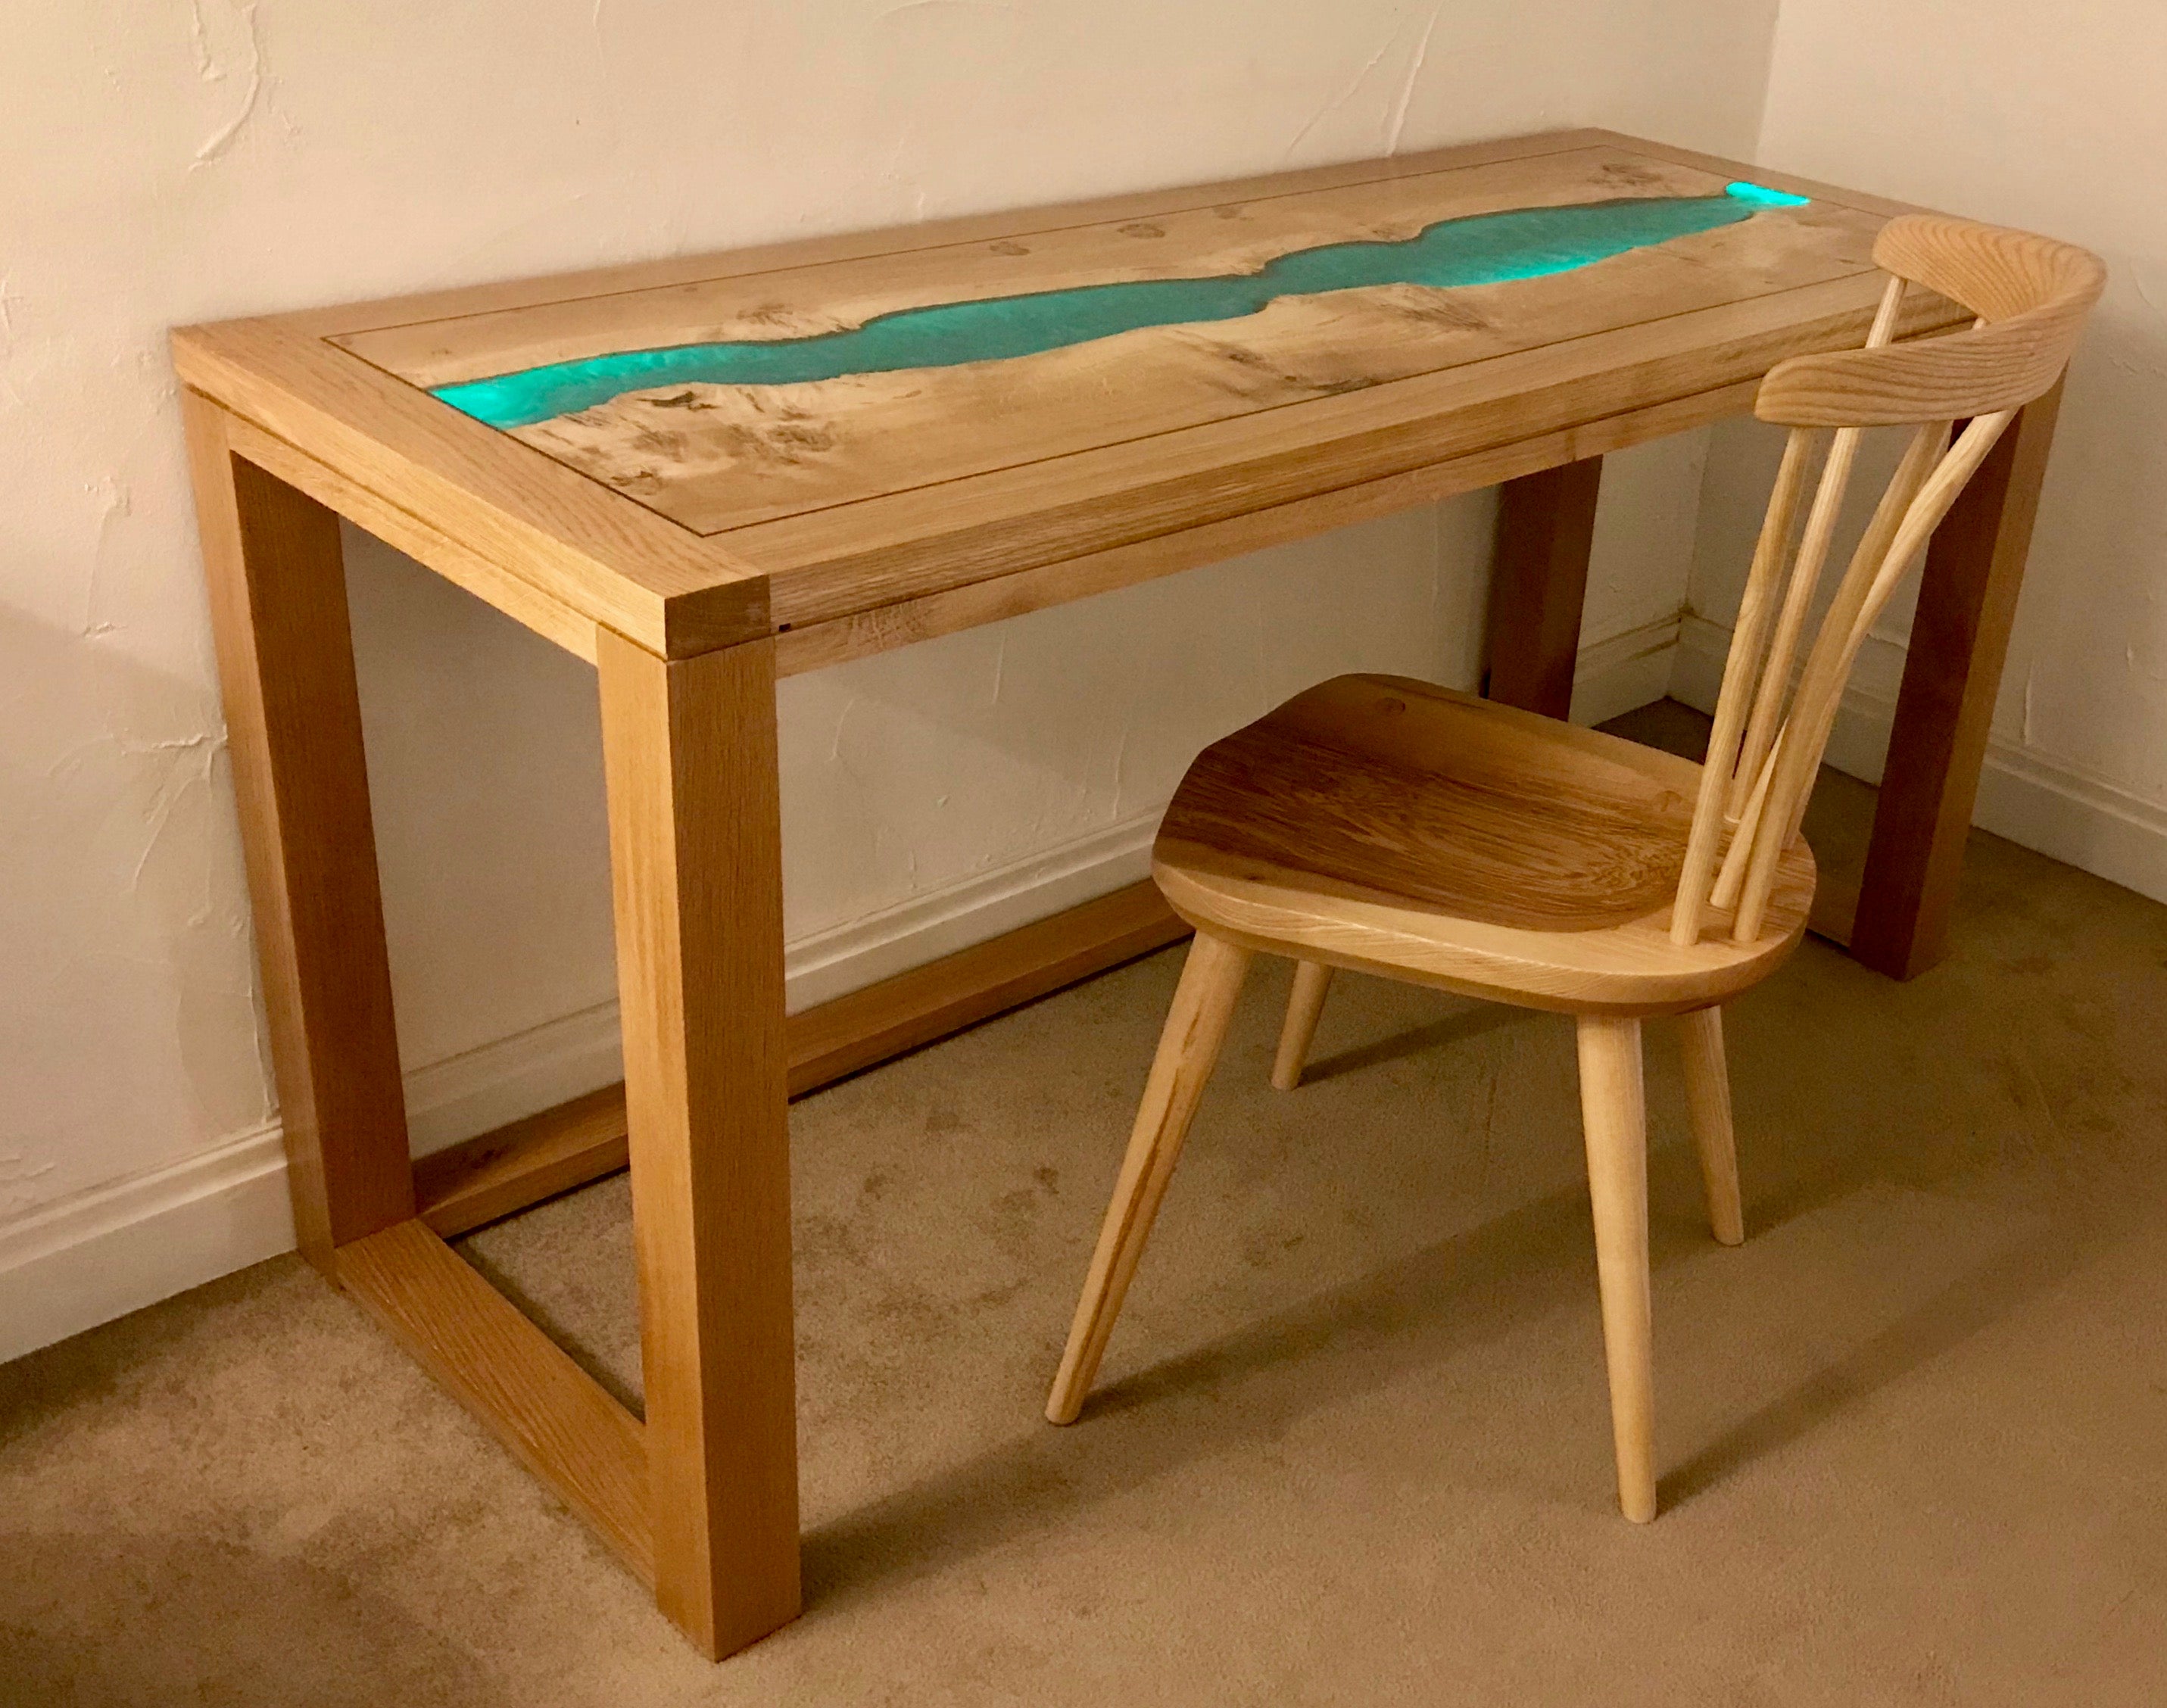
[175,129,1962,661]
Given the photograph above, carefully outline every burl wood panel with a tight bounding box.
[335,146,1885,538]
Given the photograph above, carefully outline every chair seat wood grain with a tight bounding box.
[1154,675,1813,1016]
[1050,213,2103,1529]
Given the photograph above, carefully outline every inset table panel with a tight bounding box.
[334,144,1884,537]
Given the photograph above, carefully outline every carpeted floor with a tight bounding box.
[5,703,2166,1705]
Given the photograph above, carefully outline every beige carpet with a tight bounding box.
[5,703,2167,1705]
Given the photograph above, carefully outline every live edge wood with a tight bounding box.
[174,129,1969,667]
[415,879,1188,1240]
[335,1220,651,1581]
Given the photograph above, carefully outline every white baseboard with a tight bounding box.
[2,628,1682,1367]
[1672,613,2167,909]
[398,807,1162,1157]
[780,808,1159,1012]
[0,1123,294,1365]
[0,809,1162,1364]
[1571,613,1682,728]
[402,1001,626,1157]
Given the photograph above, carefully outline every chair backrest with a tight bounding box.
[1670,214,2105,949]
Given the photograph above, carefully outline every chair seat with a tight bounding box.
[1153,675,1815,1016]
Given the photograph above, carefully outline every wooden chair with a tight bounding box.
[1044,215,2103,1520]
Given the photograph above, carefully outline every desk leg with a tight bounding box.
[1483,455,1603,719]
[1850,382,2065,979]
[597,628,801,1658]
[182,393,413,1269]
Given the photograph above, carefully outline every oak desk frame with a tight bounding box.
[174,129,2056,1658]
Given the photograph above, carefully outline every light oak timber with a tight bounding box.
[1153,675,1817,1018]
[1271,962,1336,1092]
[1683,220,2102,948]
[406,154,1885,535]
[772,379,1763,677]
[416,879,1187,1240]
[1806,869,1863,947]
[1678,1008,1745,1247]
[744,278,1970,631]
[415,1086,633,1242]
[173,320,766,659]
[182,394,414,1267]
[348,145,1736,388]
[335,1219,651,1580]
[176,131,1969,670]
[596,629,799,1658]
[1608,134,1938,220]
[1575,1014,1657,1522]
[785,877,1186,1093]
[338,144,1885,538]
[1046,217,2104,1524]
[221,408,600,663]
[1046,931,1254,1425]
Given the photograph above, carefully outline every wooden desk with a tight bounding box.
[174,128,2059,1657]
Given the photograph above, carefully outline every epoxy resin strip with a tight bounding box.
[435,182,1810,430]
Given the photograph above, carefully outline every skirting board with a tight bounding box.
[1571,613,1683,729]
[399,806,1165,1154]
[1671,613,2167,909]
[0,623,1681,1365]
[0,1124,295,1366]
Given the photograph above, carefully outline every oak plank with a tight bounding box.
[744,278,1969,630]
[597,630,799,1657]
[341,145,1711,388]
[773,382,1758,675]
[414,1086,631,1240]
[223,410,599,662]
[176,132,1968,656]
[480,163,1886,535]
[173,320,766,658]
[786,877,1185,1092]
[335,1220,652,1582]
[182,394,414,1267]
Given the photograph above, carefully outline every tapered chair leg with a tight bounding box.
[1271,960,1335,1091]
[1046,930,1253,1424]
[1576,1013,1657,1523]
[1679,1007,1745,1246]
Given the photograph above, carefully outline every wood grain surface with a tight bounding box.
[1154,674,1814,1017]
[336,146,1879,535]
[173,129,1969,654]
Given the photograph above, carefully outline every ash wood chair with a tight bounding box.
[1046,215,2103,1520]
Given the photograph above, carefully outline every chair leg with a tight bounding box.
[1576,1013,1657,1523]
[1679,1007,1745,1246]
[1271,960,1335,1091]
[1046,930,1253,1425]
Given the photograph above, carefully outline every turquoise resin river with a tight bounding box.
[435,182,1807,432]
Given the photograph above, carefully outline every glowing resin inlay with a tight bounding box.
[434,182,1810,431]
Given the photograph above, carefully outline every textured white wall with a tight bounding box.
[1685,0,2167,891]
[0,2,1781,1339]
